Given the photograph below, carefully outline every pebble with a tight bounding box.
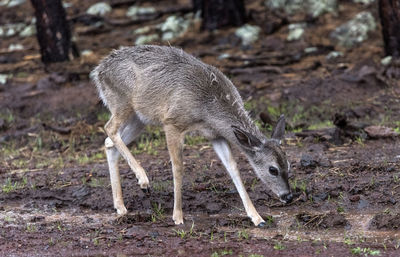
[86,2,112,16]
[300,154,318,168]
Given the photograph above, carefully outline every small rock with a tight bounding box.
[326,51,343,60]
[349,195,360,202]
[0,74,8,85]
[304,47,318,54]
[126,6,156,19]
[300,154,318,168]
[8,43,24,51]
[364,125,399,138]
[357,199,369,209]
[235,24,261,45]
[62,2,73,8]
[265,0,337,18]
[133,26,151,35]
[0,0,25,7]
[353,0,375,4]
[135,34,159,45]
[86,2,112,16]
[381,56,392,66]
[206,202,222,213]
[159,15,192,41]
[149,231,159,239]
[19,24,36,37]
[287,23,306,41]
[308,0,337,18]
[81,49,94,57]
[330,11,376,48]
[218,53,231,60]
[313,192,328,202]
[0,23,25,37]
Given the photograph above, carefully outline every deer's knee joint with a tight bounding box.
[105,137,114,148]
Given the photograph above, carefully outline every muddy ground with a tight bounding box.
[1,0,400,256]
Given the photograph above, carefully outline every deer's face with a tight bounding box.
[249,143,292,203]
[232,115,292,204]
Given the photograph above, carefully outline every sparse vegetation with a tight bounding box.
[350,247,380,256]
[237,230,249,240]
[273,242,286,250]
[151,202,164,222]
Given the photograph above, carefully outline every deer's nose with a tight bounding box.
[281,192,293,204]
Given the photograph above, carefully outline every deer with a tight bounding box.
[90,45,292,227]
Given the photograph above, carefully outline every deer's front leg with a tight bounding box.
[212,139,265,227]
[164,125,185,225]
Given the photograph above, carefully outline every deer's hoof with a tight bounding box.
[257,221,266,228]
[141,187,151,194]
[138,177,149,189]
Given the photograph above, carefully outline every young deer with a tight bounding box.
[91,45,292,227]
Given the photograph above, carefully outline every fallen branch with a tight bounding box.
[43,123,71,134]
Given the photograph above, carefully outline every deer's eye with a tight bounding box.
[269,166,279,176]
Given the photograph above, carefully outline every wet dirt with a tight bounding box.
[1,0,400,256]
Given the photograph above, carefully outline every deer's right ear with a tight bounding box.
[271,114,286,144]
[232,126,262,149]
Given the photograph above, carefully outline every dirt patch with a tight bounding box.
[369,213,400,230]
[292,212,350,230]
[1,0,400,256]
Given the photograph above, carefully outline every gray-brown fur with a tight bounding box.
[91,45,292,226]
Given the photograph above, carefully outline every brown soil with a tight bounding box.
[1,0,400,256]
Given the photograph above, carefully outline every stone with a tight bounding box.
[364,125,399,138]
[287,23,306,41]
[19,24,36,37]
[159,15,192,41]
[0,0,25,7]
[381,56,392,66]
[326,51,343,60]
[8,43,24,51]
[300,154,318,168]
[235,24,261,45]
[0,74,8,85]
[330,11,376,48]
[86,2,112,16]
[265,0,337,18]
[135,34,159,45]
[0,23,25,37]
[126,6,156,20]
[353,0,375,4]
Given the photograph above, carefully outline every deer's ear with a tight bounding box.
[271,114,286,143]
[232,126,262,149]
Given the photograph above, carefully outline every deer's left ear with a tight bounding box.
[271,114,285,144]
[232,126,262,149]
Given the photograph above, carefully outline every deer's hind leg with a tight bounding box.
[105,113,146,215]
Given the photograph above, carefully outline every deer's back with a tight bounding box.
[93,45,245,132]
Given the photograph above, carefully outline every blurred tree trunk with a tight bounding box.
[193,0,246,30]
[30,0,71,63]
[379,0,400,57]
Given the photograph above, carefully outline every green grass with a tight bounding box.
[237,230,249,240]
[350,247,380,256]
[96,110,111,122]
[151,202,164,222]
[2,177,27,193]
[273,242,286,250]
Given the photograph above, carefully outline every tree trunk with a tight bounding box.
[379,0,400,57]
[193,0,246,31]
[30,0,71,63]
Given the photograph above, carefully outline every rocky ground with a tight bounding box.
[1,0,400,256]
